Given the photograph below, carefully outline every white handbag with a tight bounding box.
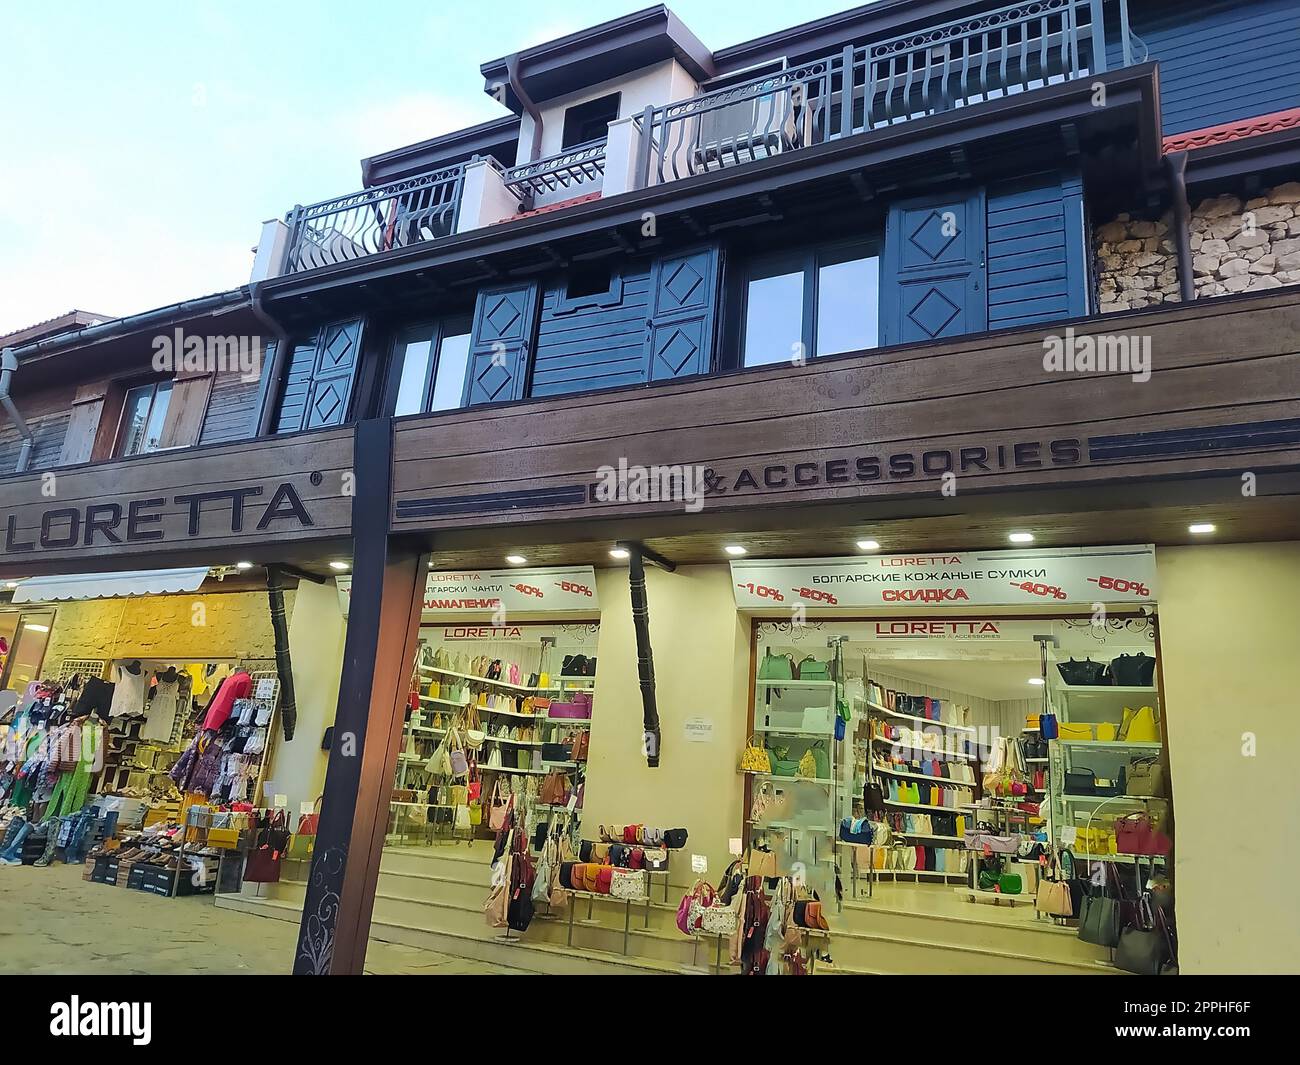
[610,868,647,900]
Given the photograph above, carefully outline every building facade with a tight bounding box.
[1,0,1298,975]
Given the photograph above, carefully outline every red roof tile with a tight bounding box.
[1163,107,1300,154]
[497,191,603,223]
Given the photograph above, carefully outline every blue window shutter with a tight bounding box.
[882,190,987,346]
[644,245,719,381]
[462,281,540,406]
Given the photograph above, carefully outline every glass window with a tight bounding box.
[816,255,879,356]
[742,270,805,367]
[430,330,471,412]
[393,340,433,417]
[117,380,173,456]
[1,612,54,695]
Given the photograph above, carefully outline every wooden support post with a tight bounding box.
[293,418,428,974]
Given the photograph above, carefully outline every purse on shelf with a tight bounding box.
[1125,756,1166,797]
[1108,653,1156,687]
[795,655,830,682]
[1119,705,1160,742]
[740,738,772,774]
[1056,658,1109,686]
[757,647,794,682]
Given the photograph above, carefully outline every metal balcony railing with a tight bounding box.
[283,164,466,273]
[634,0,1140,188]
[501,140,607,207]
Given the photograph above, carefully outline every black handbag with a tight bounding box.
[1064,768,1097,795]
[1115,899,1173,974]
[1078,887,1122,947]
[540,742,572,762]
[1056,657,1109,686]
[1108,653,1156,687]
[663,828,688,849]
[863,781,886,813]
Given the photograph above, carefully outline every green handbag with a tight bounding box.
[999,873,1023,894]
[758,647,794,681]
[796,656,831,681]
[978,869,998,891]
[768,750,800,777]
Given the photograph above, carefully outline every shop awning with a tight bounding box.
[9,567,211,604]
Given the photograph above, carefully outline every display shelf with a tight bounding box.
[409,724,446,736]
[389,800,455,809]
[541,760,580,769]
[1060,793,1161,805]
[544,716,592,727]
[422,695,470,708]
[868,735,979,760]
[1058,739,1161,749]
[491,737,543,747]
[873,869,967,880]
[745,819,833,832]
[756,679,835,689]
[872,764,975,785]
[420,665,537,693]
[866,701,977,733]
[883,799,967,813]
[1054,684,1158,696]
[538,675,596,689]
[1026,757,1050,764]
[482,765,552,776]
[481,705,547,721]
[740,770,836,786]
[754,724,832,737]
[1070,852,1168,865]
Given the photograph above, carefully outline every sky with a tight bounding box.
[0,0,860,335]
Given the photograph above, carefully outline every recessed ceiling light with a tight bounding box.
[329,561,350,571]
[505,554,527,565]
[4,581,16,589]
[609,547,630,560]
[1188,522,1216,535]
[724,545,747,556]
[1008,532,1035,544]
[1027,677,1045,686]
[25,624,49,633]
[856,539,881,551]
[235,561,253,571]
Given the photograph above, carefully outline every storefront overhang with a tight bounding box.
[389,288,1300,554]
[9,566,210,603]
[0,426,355,576]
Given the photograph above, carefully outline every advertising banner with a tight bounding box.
[732,545,1156,609]
[335,565,599,618]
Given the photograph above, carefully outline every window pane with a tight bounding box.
[742,271,804,367]
[430,331,471,411]
[118,385,154,456]
[393,339,433,416]
[140,381,173,452]
[816,256,879,356]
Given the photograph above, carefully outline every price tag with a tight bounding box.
[299,801,316,817]
[566,792,578,813]
[728,837,743,856]
[255,678,276,699]
[1060,826,1077,844]
[273,794,288,809]
[691,854,707,874]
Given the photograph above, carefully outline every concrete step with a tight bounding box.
[826,923,1119,975]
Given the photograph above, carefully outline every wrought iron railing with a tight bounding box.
[283,164,466,273]
[635,0,1138,188]
[502,140,607,206]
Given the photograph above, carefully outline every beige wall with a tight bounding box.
[584,564,750,888]
[266,577,346,815]
[1156,542,1300,974]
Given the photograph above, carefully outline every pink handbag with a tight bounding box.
[550,692,593,720]
[1116,813,1172,856]
[488,781,510,831]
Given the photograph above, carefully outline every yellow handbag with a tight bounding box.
[426,679,441,699]
[1096,721,1118,741]
[740,738,772,774]
[538,671,550,690]
[1121,705,1160,742]
[797,748,818,778]
[207,827,240,849]
[1058,722,1093,741]
[1025,713,1041,730]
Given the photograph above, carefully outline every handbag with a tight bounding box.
[863,780,885,813]
[1126,756,1166,797]
[485,848,513,927]
[998,872,1022,894]
[610,867,646,900]
[757,647,794,681]
[1064,768,1097,795]
[539,771,569,806]
[243,811,289,883]
[768,751,800,777]
[1108,653,1156,687]
[1115,898,1173,974]
[739,738,772,774]
[677,880,709,934]
[1115,812,1172,856]
[1057,722,1093,741]
[1121,705,1160,742]
[487,781,510,831]
[1036,852,1074,916]
[1056,658,1109,685]
[794,656,830,681]
[796,748,818,779]
[808,740,830,779]
[1078,883,1122,947]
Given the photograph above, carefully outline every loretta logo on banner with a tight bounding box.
[730,545,1157,609]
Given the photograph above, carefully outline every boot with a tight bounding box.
[33,817,63,866]
[0,816,25,855]
[0,819,31,863]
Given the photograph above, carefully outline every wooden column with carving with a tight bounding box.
[294,418,428,974]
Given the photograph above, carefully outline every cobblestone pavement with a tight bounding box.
[0,863,530,975]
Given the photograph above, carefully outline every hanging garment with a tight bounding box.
[185,663,210,697]
[202,672,252,732]
[141,672,181,742]
[109,666,148,718]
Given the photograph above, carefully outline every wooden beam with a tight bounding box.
[292,418,428,975]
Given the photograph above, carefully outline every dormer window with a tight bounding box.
[561,92,621,149]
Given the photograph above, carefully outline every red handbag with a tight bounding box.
[244,810,289,883]
[1116,813,1172,855]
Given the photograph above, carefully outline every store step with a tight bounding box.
[839,897,1110,965]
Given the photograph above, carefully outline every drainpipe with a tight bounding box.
[506,54,544,163]
[622,541,676,768]
[266,564,298,742]
[1165,151,1196,302]
[249,280,292,437]
[0,348,34,473]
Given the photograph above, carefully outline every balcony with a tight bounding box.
[633,0,1140,187]
[266,0,1140,278]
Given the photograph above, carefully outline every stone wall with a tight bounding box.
[1094,179,1300,312]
